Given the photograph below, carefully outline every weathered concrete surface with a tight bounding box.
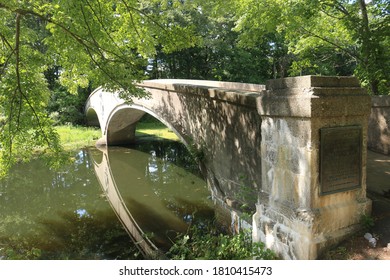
[85,79,265,207]
[368,96,390,155]
[253,76,372,259]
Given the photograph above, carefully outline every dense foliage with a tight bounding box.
[0,0,389,175]
[233,0,390,94]
[0,0,198,175]
[166,222,276,260]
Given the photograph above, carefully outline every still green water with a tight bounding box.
[0,140,214,259]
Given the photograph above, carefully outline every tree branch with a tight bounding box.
[79,3,106,59]
[1,2,124,64]
[13,12,53,149]
[84,0,128,58]
[334,0,351,17]
[0,49,16,80]
[15,13,23,130]
[300,26,361,62]
[0,31,13,50]
[119,0,168,33]
[0,29,16,79]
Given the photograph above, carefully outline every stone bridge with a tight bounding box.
[85,76,373,260]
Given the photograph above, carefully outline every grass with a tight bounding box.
[56,125,102,150]
[55,122,179,150]
[135,122,179,141]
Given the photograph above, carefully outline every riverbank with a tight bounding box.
[56,122,179,151]
[56,125,101,150]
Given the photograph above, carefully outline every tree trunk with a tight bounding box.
[358,0,380,95]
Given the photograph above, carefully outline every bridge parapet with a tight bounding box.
[138,79,265,92]
[138,79,265,108]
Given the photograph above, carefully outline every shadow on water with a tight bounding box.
[90,139,217,258]
[35,210,143,260]
[0,138,220,260]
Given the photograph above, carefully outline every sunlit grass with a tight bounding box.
[56,125,101,150]
[135,122,179,141]
[55,122,179,150]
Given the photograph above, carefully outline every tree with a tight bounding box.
[0,0,198,176]
[148,2,273,83]
[233,0,390,94]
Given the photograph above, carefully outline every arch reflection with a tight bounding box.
[88,142,214,259]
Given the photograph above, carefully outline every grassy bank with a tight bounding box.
[56,125,101,150]
[135,122,179,141]
[55,122,178,150]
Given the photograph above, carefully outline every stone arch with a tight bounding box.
[103,104,189,147]
[104,106,145,146]
[85,107,100,127]
[85,81,264,203]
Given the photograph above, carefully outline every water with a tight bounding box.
[0,139,216,260]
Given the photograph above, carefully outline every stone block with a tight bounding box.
[266,75,361,90]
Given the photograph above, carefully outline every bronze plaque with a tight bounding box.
[320,126,362,195]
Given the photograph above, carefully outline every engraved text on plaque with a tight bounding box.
[320,126,362,195]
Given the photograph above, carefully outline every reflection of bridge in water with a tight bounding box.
[88,144,220,259]
[86,76,381,259]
